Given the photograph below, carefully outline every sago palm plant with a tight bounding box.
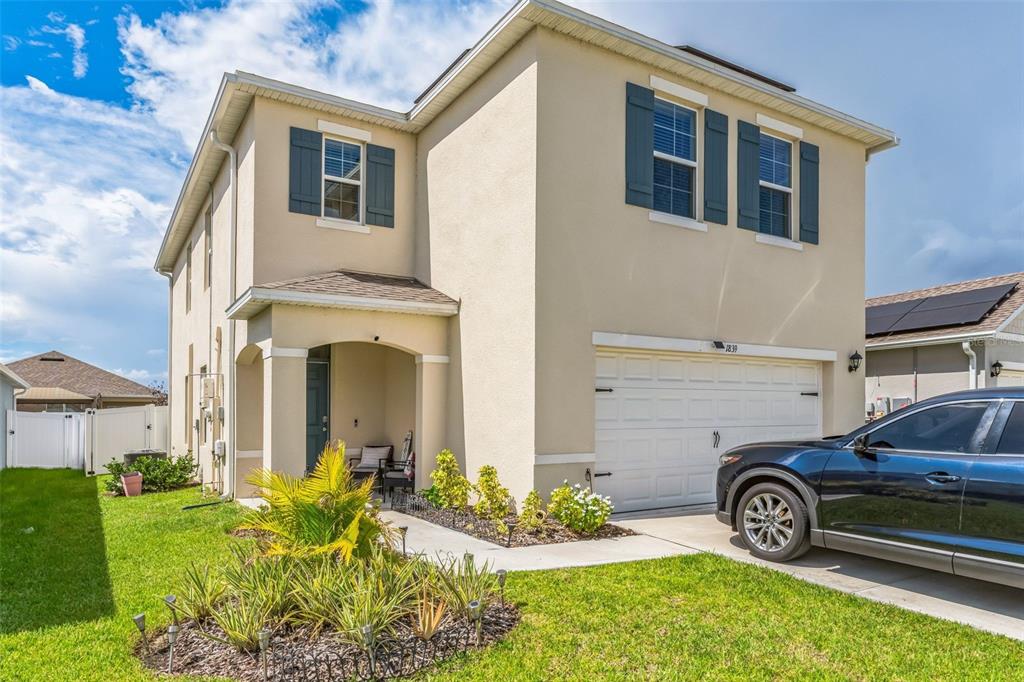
[241,441,387,560]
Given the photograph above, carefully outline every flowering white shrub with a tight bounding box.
[547,481,614,534]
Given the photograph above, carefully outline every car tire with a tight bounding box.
[736,482,811,562]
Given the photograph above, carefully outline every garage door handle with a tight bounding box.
[801,392,819,396]
[593,471,613,477]
[595,387,614,393]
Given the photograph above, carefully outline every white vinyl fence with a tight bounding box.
[6,405,168,473]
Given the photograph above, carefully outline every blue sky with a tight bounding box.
[1,0,1022,384]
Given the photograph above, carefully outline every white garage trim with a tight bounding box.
[535,452,595,465]
[592,331,837,362]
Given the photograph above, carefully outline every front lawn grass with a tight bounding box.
[1,469,1022,681]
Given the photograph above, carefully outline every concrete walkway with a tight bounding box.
[382,509,1024,641]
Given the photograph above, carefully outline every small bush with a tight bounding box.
[430,449,471,510]
[174,562,226,624]
[473,465,512,522]
[419,485,444,508]
[517,490,546,533]
[435,553,497,619]
[548,481,613,534]
[105,453,196,494]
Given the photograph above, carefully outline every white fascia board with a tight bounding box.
[592,331,837,362]
[650,75,708,107]
[0,364,30,389]
[994,302,1024,333]
[865,332,993,350]
[227,287,458,320]
[994,332,1024,344]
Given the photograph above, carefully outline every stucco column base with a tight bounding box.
[415,359,448,491]
[262,354,307,479]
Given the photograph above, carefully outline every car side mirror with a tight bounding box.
[852,433,871,456]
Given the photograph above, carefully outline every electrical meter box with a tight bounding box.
[214,439,226,459]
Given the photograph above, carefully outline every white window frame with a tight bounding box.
[320,135,364,228]
[652,96,701,225]
[757,131,794,241]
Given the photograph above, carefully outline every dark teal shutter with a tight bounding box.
[799,141,819,244]
[289,127,322,215]
[624,82,654,208]
[703,109,728,225]
[365,144,395,228]
[736,120,760,231]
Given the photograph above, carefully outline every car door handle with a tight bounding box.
[925,472,962,485]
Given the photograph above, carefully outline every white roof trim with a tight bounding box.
[226,287,459,320]
[865,331,994,350]
[994,302,1024,334]
[0,363,30,389]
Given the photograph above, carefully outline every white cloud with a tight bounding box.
[41,13,88,78]
[112,367,167,383]
[3,35,20,51]
[116,0,504,148]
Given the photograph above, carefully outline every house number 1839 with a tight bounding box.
[723,344,738,353]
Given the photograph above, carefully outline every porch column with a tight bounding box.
[415,355,449,491]
[262,347,307,479]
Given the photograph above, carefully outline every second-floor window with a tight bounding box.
[652,98,697,219]
[323,138,362,223]
[758,133,792,237]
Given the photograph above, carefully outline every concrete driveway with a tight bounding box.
[616,511,1024,641]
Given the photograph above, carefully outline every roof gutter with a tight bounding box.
[865,331,994,351]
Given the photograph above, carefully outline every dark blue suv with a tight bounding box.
[715,388,1024,588]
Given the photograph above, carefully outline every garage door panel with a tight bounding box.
[595,349,822,511]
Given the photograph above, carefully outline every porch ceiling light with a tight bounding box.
[848,351,863,373]
[991,360,1003,378]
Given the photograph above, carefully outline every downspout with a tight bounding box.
[961,341,978,390]
[160,271,173,458]
[209,129,237,500]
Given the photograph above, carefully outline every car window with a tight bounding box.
[867,402,988,453]
[995,402,1024,455]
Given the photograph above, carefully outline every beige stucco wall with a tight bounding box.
[251,98,417,284]
[531,28,868,482]
[416,33,539,502]
[865,342,980,406]
[328,342,415,452]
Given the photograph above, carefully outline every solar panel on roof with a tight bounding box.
[865,282,1017,336]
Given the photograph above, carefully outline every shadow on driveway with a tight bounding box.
[0,468,115,633]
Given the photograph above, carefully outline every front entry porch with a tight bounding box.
[227,270,458,497]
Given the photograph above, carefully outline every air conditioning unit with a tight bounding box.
[201,376,218,401]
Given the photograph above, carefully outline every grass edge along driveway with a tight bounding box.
[1,469,1022,681]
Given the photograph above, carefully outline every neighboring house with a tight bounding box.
[865,272,1024,417]
[8,351,159,412]
[154,0,896,510]
[0,363,30,469]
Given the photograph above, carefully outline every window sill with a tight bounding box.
[649,211,708,233]
[316,217,370,234]
[755,233,804,251]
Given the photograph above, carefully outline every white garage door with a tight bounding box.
[999,370,1024,387]
[594,349,822,512]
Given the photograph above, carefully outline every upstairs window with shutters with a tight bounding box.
[652,98,697,219]
[758,133,792,237]
[322,138,362,223]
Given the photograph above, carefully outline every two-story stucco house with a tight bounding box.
[154,0,897,511]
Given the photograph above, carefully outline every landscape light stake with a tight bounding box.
[361,624,375,677]
[258,628,271,682]
[133,613,151,655]
[468,600,482,645]
[464,552,474,571]
[166,624,179,674]
[496,569,507,607]
[399,525,408,557]
[164,594,179,626]
[505,521,517,548]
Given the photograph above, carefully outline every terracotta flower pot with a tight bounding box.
[121,472,143,497]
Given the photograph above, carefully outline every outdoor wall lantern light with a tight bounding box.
[133,613,150,655]
[991,361,1003,378]
[848,351,863,373]
[166,624,180,674]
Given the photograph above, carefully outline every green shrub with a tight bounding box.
[241,441,385,560]
[419,485,444,508]
[208,595,273,651]
[221,547,295,623]
[430,449,471,510]
[174,562,226,624]
[473,465,512,522]
[548,481,614,534]
[435,553,498,619]
[518,489,546,533]
[105,453,196,494]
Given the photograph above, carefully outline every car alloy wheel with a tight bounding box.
[742,492,794,553]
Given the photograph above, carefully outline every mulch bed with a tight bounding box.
[392,493,635,547]
[136,605,519,681]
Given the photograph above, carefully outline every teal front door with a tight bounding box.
[306,361,330,472]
